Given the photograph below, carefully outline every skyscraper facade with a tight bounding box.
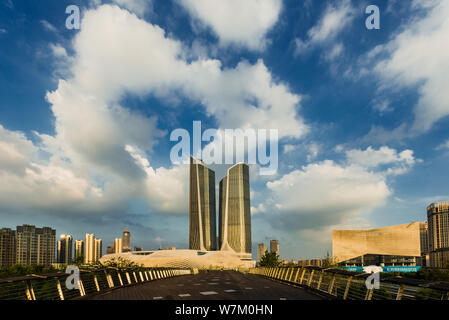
[84,233,95,264]
[57,234,73,264]
[16,225,55,266]
[122,228,131,252]
[257,243,267,263]
[74,240,84,261]
[427,201,449,267]
[114,238,123,253]
[0,228,16,267]
[189,157,217,251]
[270,240,279,256]
[219,163,252,259]
[95,238,103,261]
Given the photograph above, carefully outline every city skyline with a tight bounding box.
[1,0,449,260]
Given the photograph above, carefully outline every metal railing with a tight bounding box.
[249,266,449,300]
[0,267,192,300]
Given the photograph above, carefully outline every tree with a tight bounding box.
[322,251,338,268]
[259,251,280,267]
[101,257,143,269]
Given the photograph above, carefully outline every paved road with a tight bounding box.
[88,270,322,300]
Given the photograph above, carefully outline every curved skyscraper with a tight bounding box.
[189,157,217,251]
[219,163,252,259]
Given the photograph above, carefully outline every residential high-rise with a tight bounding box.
[57,234,73,264]
[122,228,131,252]
[114,238,123,254]
[0,228,16,267]
[84,233,95,264]
[420,221,429,266]
[95,238,103,261]
[189,157,217,251]
[16,225,55,266]
[219,163,252,259]
[427,201,449,268]
[270,240,279,256]
[74,240,84,261]
[257,243,267,263]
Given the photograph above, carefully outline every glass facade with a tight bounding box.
[57,234,73,264]
[427,201,449,267]
[189,157,217,251]
[122,228,131,252]
[219,163,251,256]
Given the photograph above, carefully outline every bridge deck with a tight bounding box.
[86,270,322,300]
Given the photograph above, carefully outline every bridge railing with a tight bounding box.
[249,266,449,300]
[0,267,192,300]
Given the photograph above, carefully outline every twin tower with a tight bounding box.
[189,157,252,258]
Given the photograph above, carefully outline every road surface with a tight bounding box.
[87,270,322,300]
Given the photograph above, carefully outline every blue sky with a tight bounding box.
[1,0,449,260]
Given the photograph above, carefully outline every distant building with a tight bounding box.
[134,246,144,252]
[257,243,267,263]
[0,228,16,267]
[122,228,131,253]
[420,221,429,266]
[189,157,217,251]
[106,246,114,254]
[219,163,252,259]
[165,247,176,251]
[16,225,55,266]
[74,240,84,261]
[332,222,424,266]
[427,201,449,268]
[95,238,103,261]
[84,234,95,264]
[270,240,279,256]
[114,238,123,254]
[57,234,73,264]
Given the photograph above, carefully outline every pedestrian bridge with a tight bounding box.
[1,266,448,300]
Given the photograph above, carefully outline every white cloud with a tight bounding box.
[435,140,449,151]
[41,20,58,33]
[50,43,68,59]
[0,4,306,219]
[306,143,319,162]
[0,28,6,34]
[111,0,152,17]
[283,144,296,154]
[264,146,416,231]
[178,0,282,50]
[295,0,354,55]
[345,146,416,169]
[370,0,449,132]
[251,203,267,215]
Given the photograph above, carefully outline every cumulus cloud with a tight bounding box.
[369,0,449,132]
[112,0,152,17]
[264,146,417,232]
[0,4,306,219]
[178,0,282,50]
[295,0,355,56]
